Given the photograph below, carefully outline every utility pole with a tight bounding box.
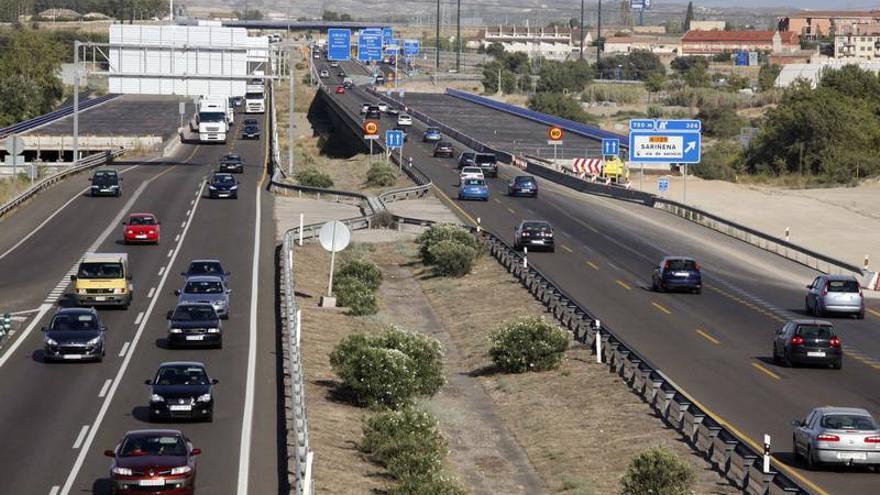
[597,0,602,66]
[579,0,585,61]
[73,40,80,165]
[456,0,461,72]
[169,0,173,22]
[435,0,441,69]
[288,48,295,176]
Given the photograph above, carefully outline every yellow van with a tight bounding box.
[71,253,132,308]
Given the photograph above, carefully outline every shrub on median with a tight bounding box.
[620,446,695,495]
[362,406,447,479]
[294,168,334,188]
[415,223,481,265]
[336,258,383,291]
[366,162,397,187]
[335,277,378,316]
[489,316,569,373]
[427,240,477,277]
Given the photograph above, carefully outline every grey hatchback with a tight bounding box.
[792,407,880,470]
[772,319,842,369]
[175,275,231,319]
[805,274,864,319]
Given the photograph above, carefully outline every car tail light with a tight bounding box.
[829,336,841,348]
[821,283,829,296]
[790,336,805,346]
[865,436,880,443]
[817,434,840,442]
[695,263,701,270]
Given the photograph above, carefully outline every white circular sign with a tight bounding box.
[318,221,351,253]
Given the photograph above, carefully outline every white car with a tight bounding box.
[360,103,371,115]
[397,114,413,126]
[330,62,339,68]
[459,166,484,185]
[377,102,388,113]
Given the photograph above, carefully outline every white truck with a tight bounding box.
[197,96,229,143]
[244,84,265,113]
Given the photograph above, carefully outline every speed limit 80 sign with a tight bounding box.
[548,126,564,145]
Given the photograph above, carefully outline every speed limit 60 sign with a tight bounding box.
[548,126,564,145]
[363,120,380,140]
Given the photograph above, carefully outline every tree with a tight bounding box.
[536,60,593,93]
[527,92,595,124]
[757,64,782,92]
[482,61,517,94]
[0,74,44,127]
[697,105,747,138]
[684,1,694,31]
[485,42,505,59]
[670,55,708,73]
[683,65,711,88]
[0,28,64,118]
[818,64,880,103]
[644,72,666,102]
[596,51,664,81]
[234,9,263,20]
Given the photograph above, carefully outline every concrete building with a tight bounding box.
[778,10,880,39]
[480,25,573,61]
[603,35,681,55]
[681,30,800,56]
[834,24,880,60]
[689,20,726,31]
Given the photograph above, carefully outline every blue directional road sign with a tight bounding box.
[327,29,351,61]
[386,130,404,149]
[628,119,702,164]
[403,39,420,57]
[735,51,749,66]
[358,31,383,62]
[382,27,394,46]
[602,138,620,156]
[658,177,669,193]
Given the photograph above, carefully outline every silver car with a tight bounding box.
[805,274,864,319]
[792,407,880,469]
[174,275,231,319]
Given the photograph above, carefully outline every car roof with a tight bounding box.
[436,141,452,146]
[462,166,482,171]
[814,406,873,417]
[522,220,551,226]
[129,213,155,217]
[159,361,206,368]
[82,253,127,263]
[183,275,224,283]
[174,302,216,309]
[189,259,222,265]
[54,307,96,316]
[823,274,858,282]
[788,318,834,326]
[514,175,535,180]
[124,429,184,438]
[661,256,695,262]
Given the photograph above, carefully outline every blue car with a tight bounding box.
[458,178,489,201]
[423,127,443,142]
[652,256,702,294]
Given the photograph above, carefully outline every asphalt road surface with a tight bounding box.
[0,110,281,494]
[323,59,880,495]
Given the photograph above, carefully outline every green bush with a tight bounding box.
[362,407,447,480]
[330,327,445,407]
[416,224,481,265]
[335,278,378,316]
[696,105,748,139]
[366,162,397,187]
[527,92,596,124]
[695,142,744,181]
[336,259,383,291]
[489,316,569,373]
[294,168,334,188]
[428,240,478,277]
[582,84,646,104]
[330,339,417,407]
[387,473,467,495]
[620,446,695,495]
[371,210,398,229]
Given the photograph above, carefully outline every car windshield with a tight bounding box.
[461,153,475,161]
[156,365,209,386]
[523,223,551,232]
[173,305,217,321]
[184,281,223,294]
[821,414,877,430]
[462,167,481,174]
[224,154,241,161]
[119,435,187,457]
[199,111,225,123]
[93,172,117,185]
[129,216,156,226]
[245,92,263,99]
[50,313,98,332]
[212,175,235,185]
[475,154,496,165]
[515,177,535,184]
[427,128,440,134]
[464,179,485,186]
[437,142,451,148]
[826,280,860,293]
[188,262,223,276]
[795,325,835,339]
[665,259,697,271]
[78,262,123,279]
[244,120,257,125]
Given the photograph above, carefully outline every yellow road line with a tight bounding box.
[586,261,599,270]
[651,302,671,315]
[868,308,880,318]
[751,362,781,380]
[561,245,573,254]
[431,184,478,226]
[506,207,515,214]
[695,329,720,345]
[493,198,502,204]
[615,280,632,290]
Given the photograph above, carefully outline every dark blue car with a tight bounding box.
[207,173,238,199]
[146,361,219,422]
[508,175,538,197]
[652,256,702,294]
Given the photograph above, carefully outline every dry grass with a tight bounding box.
[415,254,740,495]
[0,177,32,205]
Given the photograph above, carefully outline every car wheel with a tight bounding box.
[205,413,214,423]
[832,358,842,370]
[805,298,812,316]
[548,246,555,253]
[782,349,793,368]
[806,446,818,471]
[693,288,701,295]
[792,437,801,461]
[856,309,865,320]
[772,346,781,364]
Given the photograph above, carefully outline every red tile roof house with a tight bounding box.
[681,30,800,55]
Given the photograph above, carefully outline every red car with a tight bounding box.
[106,429,200,494]
[335,85,345,94]
[123,213,160,244]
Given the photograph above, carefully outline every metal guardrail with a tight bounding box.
[0,94,119,140]
[0,149,125,221]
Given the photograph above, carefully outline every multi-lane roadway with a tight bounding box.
[318,58,880,495]
[0,112,281,494]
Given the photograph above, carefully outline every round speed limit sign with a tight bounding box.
[548,126,564,142]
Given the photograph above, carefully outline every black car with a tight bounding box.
[243,119,259,126]
[474,152,498,178]
[773,319,842,369]
[241,125,261,140]
[207,173,239,199]
[166,303,222,348]
[433,141,454,158]
[508,175,538,197]
[42,307,106,362]
[651,256,702,294]
[218,154,244,173]
[146,361,219,422]
[90,169,122,197]
[513,221,555,252]
[365,106,382,120]
[457,152,477,169]
[182,259,230,283]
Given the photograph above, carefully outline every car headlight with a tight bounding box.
[111,467,131,476]
[208,185,216,190]
[127,230,135,235]
[196,393,212,402]
[113,288,126,294]
[169,328,183,334]
[150,394,164,402]
[207,327,220,333]
[170,466,192,475]
[87,336,102,346]
[45,337,58,346]
[230,185,238,190]
[76,288,87,295]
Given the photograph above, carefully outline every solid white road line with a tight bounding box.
[236,177,262,495]
[72,426,89,449]
[0,303,52,368]
[98,379,112,398]
[147,287,155,299]
[49,486,60,495]
[118,342,130,358]
[134,312,144,326]
[59,181,206,495]
[0,165,142,262]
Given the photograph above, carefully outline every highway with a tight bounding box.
[0,112,281,494]
[320,58,880,495]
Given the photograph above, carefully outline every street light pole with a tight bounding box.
[456,0,461,72]
[73,40,80,165]
[597,0,602,66]
[435,0,441,69]
[579,0,584,61]
[288,48,295,176]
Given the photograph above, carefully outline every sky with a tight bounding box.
[694,0,879,7]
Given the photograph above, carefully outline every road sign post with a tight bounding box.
[319,220,352,308]
[629,119,701,196]
[363,120,380,157]
[548,126,564,161]
[658,176,670,196]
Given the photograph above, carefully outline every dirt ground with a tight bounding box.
[0,177,32,205]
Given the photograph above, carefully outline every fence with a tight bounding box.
[0,149,125,220]
[0,94,119,140]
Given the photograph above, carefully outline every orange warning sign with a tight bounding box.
[363,120,380,135]
[548,126,564,141]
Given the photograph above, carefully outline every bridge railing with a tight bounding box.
[0,94,119,140]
